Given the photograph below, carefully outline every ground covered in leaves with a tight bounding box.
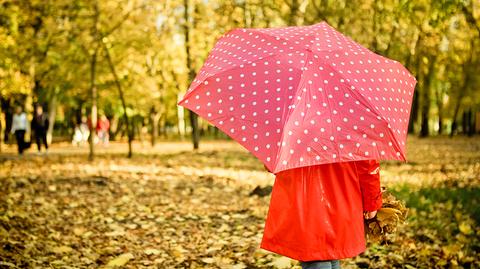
[0,137,479,268]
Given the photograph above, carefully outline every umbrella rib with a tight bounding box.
[179,53,279,104]
[321,68,341,162]
[180,23,414,166]
[318,55,407,160]
[245,28,394,164]
[182,25,359,104]
[271,51,310,172]
[247,26,357,59]
[317,55,387,126]
[197,27,302,86]
[246,28,308,52]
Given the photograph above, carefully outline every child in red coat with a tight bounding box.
[261,160,382,269]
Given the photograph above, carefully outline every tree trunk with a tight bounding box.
[405,32,421,134]
[88,49,98,161]
[450,77,470,137]
[241,0,249,27]
[2,98,12,143]
[150,108,160,146]
[177,94,186,138]
[0,99,2,153]
[438,106,443,135]
[451,38,476,137]
[311,0,330,23]
[451,103,461,137]
[190,111,199,148]
[288,0,308,26]
[89,1,99,161]
[468,110,474,136]
[419,57,437,137]
[110,115,119,140]
[465,109,475,136]
[462,110,469,135]
[419,97,430,137]
[475,111,480,134]
[435,85,444,135]
[408,90,419,133]
[47,87,59,144]
[136,117,144,143]
[184,0,199,149]
[103,41,133,158]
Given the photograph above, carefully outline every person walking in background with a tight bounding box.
[72,116,90,146]
[96,114,110,146]
[31,105,49,153]
[10,106,29,155]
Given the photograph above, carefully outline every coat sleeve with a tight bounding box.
[356,160,382,212]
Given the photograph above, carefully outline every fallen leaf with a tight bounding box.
[105,253,134,267]
[52,246,73,254]
[269,256,291,269]
[201,257,215,264]
[459,222,473,235]
[144,248,160,255]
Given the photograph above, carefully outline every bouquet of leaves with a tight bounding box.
[364,188,408,243]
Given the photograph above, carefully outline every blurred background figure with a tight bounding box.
[31,105,49,153]
[96,115,110,146]
[72,116,90,147]
[10,106,28,155]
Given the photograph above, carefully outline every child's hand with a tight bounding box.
[364,210,377,220]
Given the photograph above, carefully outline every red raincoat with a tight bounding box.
[260,160,382,261]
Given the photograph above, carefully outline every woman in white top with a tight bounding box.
[11,106,29,154]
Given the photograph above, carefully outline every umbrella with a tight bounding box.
[178,22,416,174]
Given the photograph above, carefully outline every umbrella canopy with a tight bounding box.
[178,22,417,174]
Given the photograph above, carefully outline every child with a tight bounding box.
[261,160,382,269]
[96,115,110,146]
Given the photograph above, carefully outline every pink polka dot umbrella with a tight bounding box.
[178,22,417,174]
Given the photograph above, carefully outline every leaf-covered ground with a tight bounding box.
[0,137,479,268]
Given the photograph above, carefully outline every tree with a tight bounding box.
[183,0,200,149]
[102,40,133,157]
